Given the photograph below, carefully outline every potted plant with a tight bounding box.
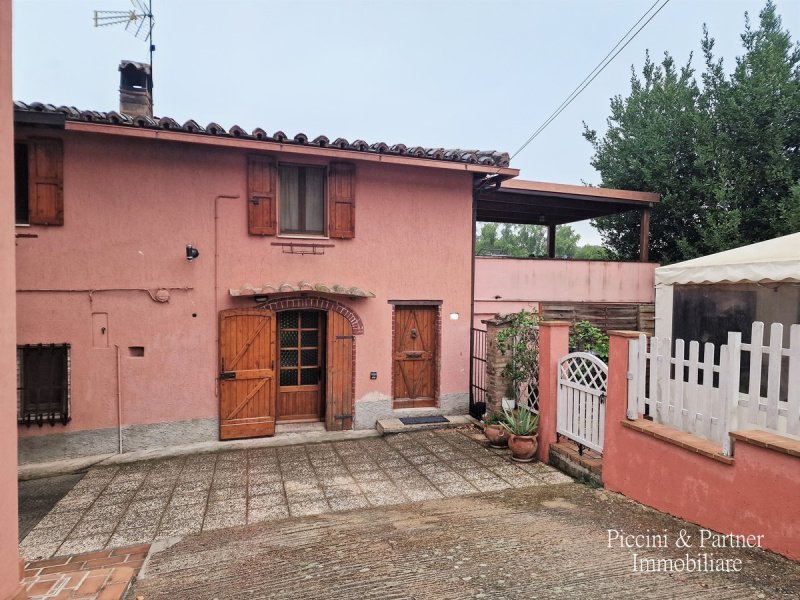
[482,410,508,448]
[501,407,539,462]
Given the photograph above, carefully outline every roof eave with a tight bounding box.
[59,121,520,176]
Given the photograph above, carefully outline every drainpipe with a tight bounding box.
[115,344,123,454]
[214,195,240,397]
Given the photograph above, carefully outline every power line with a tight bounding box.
[509,0,672,161]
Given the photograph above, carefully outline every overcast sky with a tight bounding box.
[12,0,800,244]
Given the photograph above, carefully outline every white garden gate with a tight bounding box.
[557,352,608,454]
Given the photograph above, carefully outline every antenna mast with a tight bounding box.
[93,0,155,106]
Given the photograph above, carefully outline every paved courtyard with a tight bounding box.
[133,482,800,600]
[20,429,572,560]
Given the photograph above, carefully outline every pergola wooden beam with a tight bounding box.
[476,180,659,262]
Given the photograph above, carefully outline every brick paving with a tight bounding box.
[132,483,800,600]
[20,430,572,560]
[18,566,134,600]
[17,543,148,599]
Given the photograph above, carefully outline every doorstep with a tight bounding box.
[376,415,477,434]
[19,429,380,480]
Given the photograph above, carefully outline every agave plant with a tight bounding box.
[500,407,539,436]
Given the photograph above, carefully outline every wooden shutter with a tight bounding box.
[28,139,64,226]
[219,309,277,440]
[328,162,355,239]
[247,155,277,235]
[326,311,354,431]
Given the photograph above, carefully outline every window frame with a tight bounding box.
[13,135,65,227]
[277,162,328,238]
[14,141,31,226]
[17,343,72,427]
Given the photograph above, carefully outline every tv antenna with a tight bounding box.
[93,1,155,98]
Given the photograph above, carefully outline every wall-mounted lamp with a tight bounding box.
[449,312,459,321]
[186,244,200,261]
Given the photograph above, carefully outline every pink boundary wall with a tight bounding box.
[538,322,800,560]
[535,326,799,561]
[602,331,800,561]
[0,0,23,596]
[473,257,656,327]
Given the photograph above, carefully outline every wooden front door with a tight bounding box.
[277,310,325,422]
[393,305,437,407]
[219,309,277,440]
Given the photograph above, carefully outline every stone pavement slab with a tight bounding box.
[132,483,800,600]
[20,429,571,560]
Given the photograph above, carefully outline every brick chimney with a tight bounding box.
[119,60,152,118]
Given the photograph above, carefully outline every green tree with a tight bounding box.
[574,244,609,260]
[475,223,585,258]
[584,52,709,262]
[585,1,800,263]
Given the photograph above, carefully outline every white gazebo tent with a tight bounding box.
[654,233,800,339]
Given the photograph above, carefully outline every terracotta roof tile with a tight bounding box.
[12,101,510,167]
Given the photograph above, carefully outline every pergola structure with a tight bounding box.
[476,179,659,261]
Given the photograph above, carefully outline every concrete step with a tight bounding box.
[376,415,475,434]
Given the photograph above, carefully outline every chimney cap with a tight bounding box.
[119,60,151,75]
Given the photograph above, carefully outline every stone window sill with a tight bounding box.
[620,419,734,465]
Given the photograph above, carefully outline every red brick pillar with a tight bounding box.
[603,330,641,489]
[482,316,513,414]
[536,321,570,463]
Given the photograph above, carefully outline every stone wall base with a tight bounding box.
[18,418,218,465]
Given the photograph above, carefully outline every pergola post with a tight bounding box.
[639,207,651,262]
[547,223,556,258]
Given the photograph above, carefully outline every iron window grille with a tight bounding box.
[17,343,71,426]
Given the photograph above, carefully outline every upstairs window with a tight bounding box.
[14,138,64,226]
[17,344,71,426]
[247,156,355,239]
[279,165,326,236]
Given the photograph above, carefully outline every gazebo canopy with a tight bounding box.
[655,232,800,285]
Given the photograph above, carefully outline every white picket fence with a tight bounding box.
[627,322,800,456]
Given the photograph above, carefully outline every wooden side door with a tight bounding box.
[393,305,437,408]
[219,309,277,440]
[326,311,354,430]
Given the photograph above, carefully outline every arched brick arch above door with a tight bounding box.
[257,296,365,335]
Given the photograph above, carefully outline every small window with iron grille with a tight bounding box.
[17,344,71,426]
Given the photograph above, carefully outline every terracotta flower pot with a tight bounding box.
[507,433,538,462]
[483,423,508,448]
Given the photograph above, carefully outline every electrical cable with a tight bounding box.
[509,0,672,161]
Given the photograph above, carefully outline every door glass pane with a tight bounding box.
[279,311,298,329]
[279,166,300,232]
[304,167,325,234]
[301,349,318,366]
[280,349,298,367]
[280,368,297,386]
[300,368,319,385]
[301,311,318,328]
[301,330,317,347]
[280,330,298,348]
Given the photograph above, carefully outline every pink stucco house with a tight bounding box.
[13,63,520,463]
